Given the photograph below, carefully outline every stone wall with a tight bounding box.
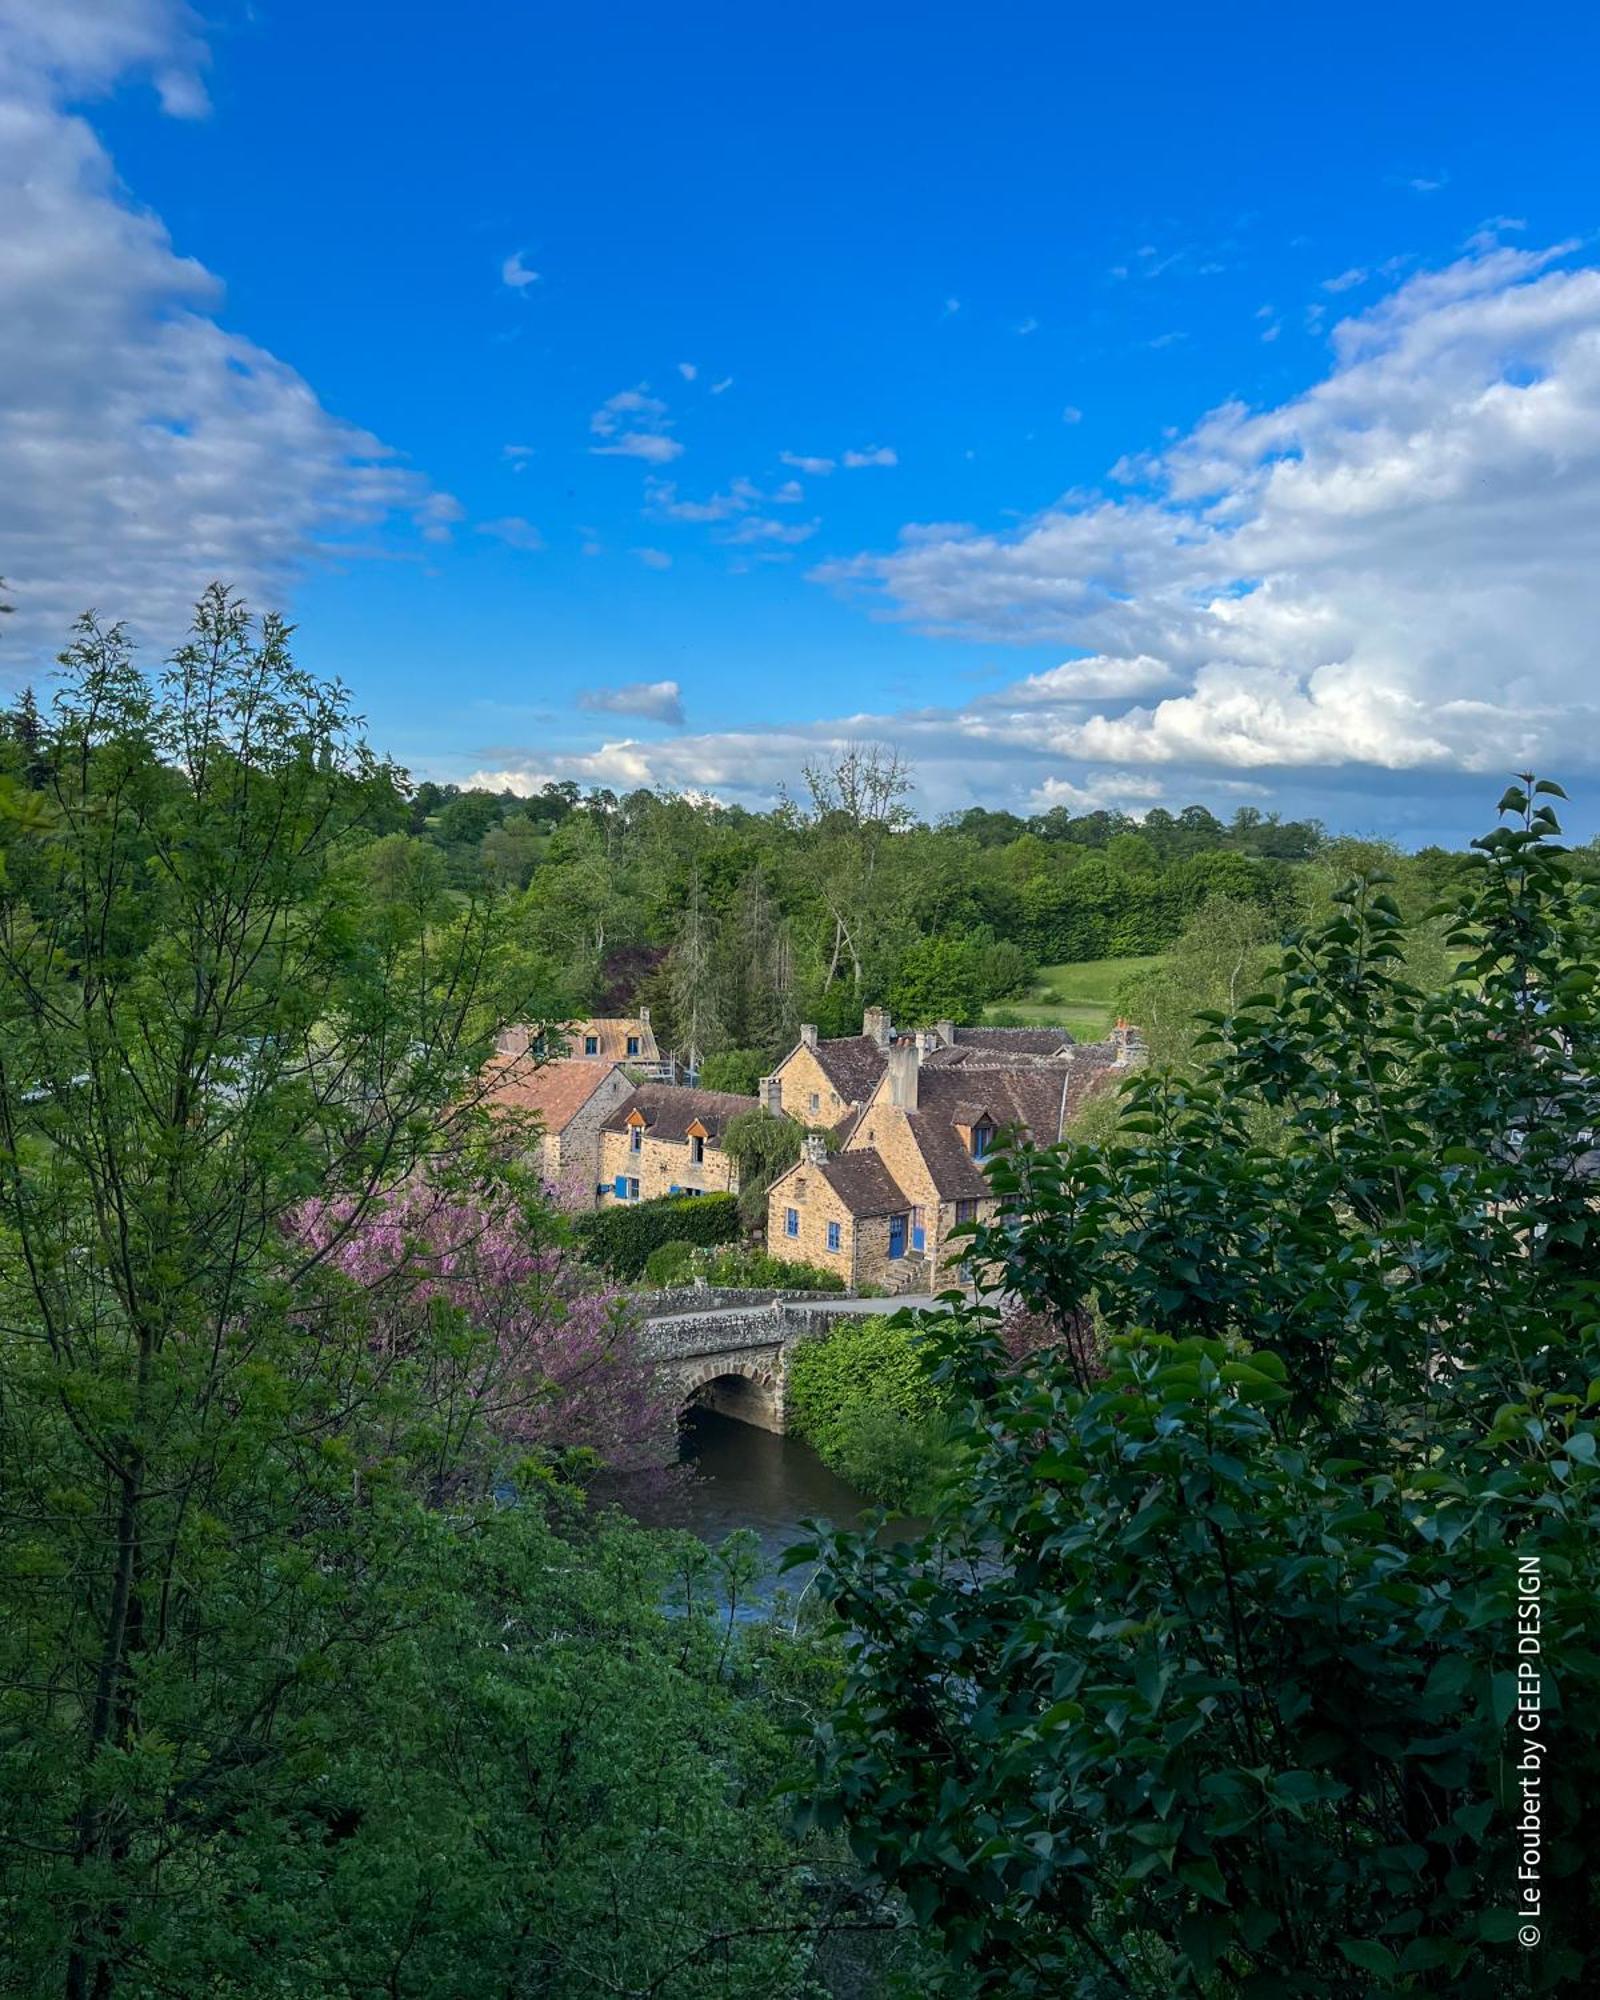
[596,1127,737,1204]
[547,1067,636,1211]
[770,1043,853,1127]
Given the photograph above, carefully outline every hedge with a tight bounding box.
[574,1191,741,1280]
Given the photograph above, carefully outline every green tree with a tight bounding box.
[722,1106,808,1227]
[796,780,1600,1997]
[888,933,990,1025]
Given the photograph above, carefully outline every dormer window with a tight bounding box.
[971,1120,994,1159]
[629,1125,642,1153]
[690,1135,705,1166]
[626,1035,640,1056]
[583,1034,599,1056]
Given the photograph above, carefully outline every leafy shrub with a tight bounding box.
[787,1314,953,1506]
[800,780,1600,1995]
[574,1191,740,1279]
[642,1239,699,1286]
[697,1047,770,1095]
[699,1245,846,1292]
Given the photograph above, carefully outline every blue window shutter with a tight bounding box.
[613,1175,627,1199]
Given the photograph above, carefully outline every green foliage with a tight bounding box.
[699,1045,770,1095]
[575,1190,741,1279]
[887,932,993,1024]
[723,1104,808,1226]
[787,1315,954,1508]
[797,779,1600,1995]
[641,1239,847,1293]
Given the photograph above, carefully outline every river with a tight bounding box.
[598,1407,923,1602]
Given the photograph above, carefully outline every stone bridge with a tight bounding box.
[640,1292,937,1432]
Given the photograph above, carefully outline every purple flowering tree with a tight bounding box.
[291,1178,677,1472]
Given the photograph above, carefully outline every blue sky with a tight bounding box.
[3,1,1599,842]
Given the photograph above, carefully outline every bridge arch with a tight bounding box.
[675,1357,782,1432]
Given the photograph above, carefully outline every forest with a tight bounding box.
[0,593,1596,1998]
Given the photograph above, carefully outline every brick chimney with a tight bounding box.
[933,1018,958,1048]
[915,1028,939,1055]
[804,1131,828,1165]
[863,1005,892,1049]
[638,1005,651,1027]
[496,1022,531,1057]
[799,1022,818,1050]
[887,1038,920,1110]
[760,1074,783,1115]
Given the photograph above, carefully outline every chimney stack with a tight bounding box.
[934,1018,958,1049]
[887,1038,920,1111]
[1112,1018,1145,1066]
[639,1005,651,1027]
[804,1131,828,1165]
[496,1023,531,1057]
[916,1028,939,1055]
[760,1074,783,1115]
[799,1022,818,1050]
[863,1005,892,1049]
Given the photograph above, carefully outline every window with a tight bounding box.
[584,1035,599,1056]
[971,1122,993,1159]
[808,1092,820,1114]
[690,1135,705,1165]
[626,1035,640,1056]
[628,1177,640,1201]
[784,1207,799,1238]
[955,1198,978,1223]
[629,1125,642,1153]
[826,1220,841,1252]
[683,1186,701,1197]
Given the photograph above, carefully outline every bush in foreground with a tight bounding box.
[796,779,1600,1995]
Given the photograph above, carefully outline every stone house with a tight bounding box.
[759,1006,897,1128]
[596,1082,757,1205]
[482,1055,635,1210]
[498,1009,668,1076]
[765,1026,1141,1288]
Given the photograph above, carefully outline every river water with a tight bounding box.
[598,1408,923,1600]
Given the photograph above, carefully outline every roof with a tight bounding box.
[601,1081,757,1144]
[483,1056,625,1134]
[566,1017,660,1062]
[791,1032,890,1102]
[947,1025,1076,1056]
[814,1149,910,1218]
[855,1061,1101,1202]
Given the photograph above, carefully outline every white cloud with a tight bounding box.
[719,516,818,547]
[502,442,535,469]
[0,3,453,655]
[943,297,961,317]
[677,361,697,381]
[633,547,672,570]
[1322,267,1368,293]
[710,376,733,395]
[577,679,684,725]
[842,445,898,468]
[501,249,539,291]
[476,515,544,552]
[781,451,835,476]
[811,244,1600,783]
[1061,405,1083,425]
[589,385,682,463]
[1017,316,1039,336]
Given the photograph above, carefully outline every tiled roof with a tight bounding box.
[805,1033,891,1102]
[814,1149,909,1218]
[601,1081,757,1144]
[947,1025,1076,1055]
[483,1056,624,1134]
[865,1062,1094,1202]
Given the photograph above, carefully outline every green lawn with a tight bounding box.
[984,954,1167,1039]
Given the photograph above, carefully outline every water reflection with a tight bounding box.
[597,1408,923,1599]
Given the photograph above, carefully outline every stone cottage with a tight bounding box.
[595,1081,757,1205]
[482,1054,636,1210]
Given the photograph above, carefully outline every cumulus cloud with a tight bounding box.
[0,1,453,656]
[842,444,898,468]
[812,244,1600,785]
[781,451,835,476]
[500,249,539,291]
[577,680,685,725]
[476,516,544,551]
[589,386,682,463]
[677,361,697,380]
